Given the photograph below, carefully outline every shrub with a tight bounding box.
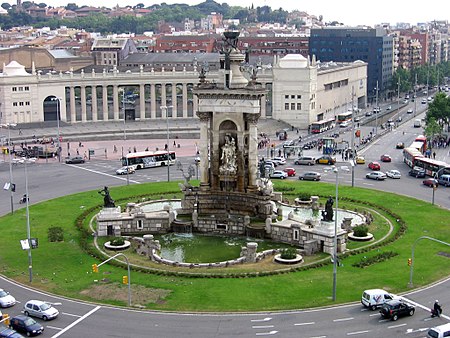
[298,192,311,201]
[353,225,369,237]
[110,237,126,246]
[280,247,297,260]
[48,226,64,242]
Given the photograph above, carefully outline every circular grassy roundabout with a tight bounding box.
[1,180,450,312]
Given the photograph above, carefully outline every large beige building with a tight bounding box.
[0,55,367,130]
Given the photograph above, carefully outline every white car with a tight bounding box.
[0,289,16,308]
[116,166,135,175]
[23,300,59,320]
[270,170,288,179]
[366,172,387,180]
[340,121,350,128]
[386,169,401,179]
[270,157,286,165]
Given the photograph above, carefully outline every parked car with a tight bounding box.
[283,168,296,177]
[65,156,85,164]
[396,142,405,149]
[0,327,24,338]
[409,166,426,178]
[316,155,336,165]
[355,156,365,164]
[421,99,427,104]
[365,111,373,117]
[423,178,439,187]
[270,157,286,165]
[380,154,392,162]
[407,108,413,114]
[366,172,387,180]
[438,174,450,187]
[264,160,278,168]
[0,289,16,308]
[116,166,135,175]
[368,161,381,170]
[8,315,43,336]
[386,105,392,110]
[379,299,415,321]
[294,156,316,166]
[23,300,59,321]
[386,169,401,179]
[298,172,321,181]
[340,121,350,128]
[270,170,288,179]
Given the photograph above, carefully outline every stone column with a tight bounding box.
[80,86,87,122]
[260,94,266,117]
[139,84,145,120]
[161,83,167,109]
[171,83,177,117]
[91,86,98,122]
[182,83,188,117]
[150,84,156,119]
[246,113,260,190]
[197,111,211,189]
[69,86,76,122]
[102,86,109,121]
[112,85,119,121]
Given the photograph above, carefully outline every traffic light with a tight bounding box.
[407,258,412,266]
[122,275,128,284]
[92,263,98,273]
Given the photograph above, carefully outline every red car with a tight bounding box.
[423,178,438,187]
[368,161,381,170]
[283,167,296,176]
[380,154,392,162]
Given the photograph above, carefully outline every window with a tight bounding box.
[297,103,301,110]
[293,229,299,240]
[12,87,17,92]
[137,220,143,229]
[291,103,295,110]
[25,86,29,91]
[13,102,18,106]
[285,95,289,99]
[285,103,289,110]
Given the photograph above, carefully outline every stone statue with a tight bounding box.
[321,196,334,222]
[98,186,115,208]
[219,134,237,175]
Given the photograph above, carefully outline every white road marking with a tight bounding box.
[251,317,272,322]
[46,325,62,331]
[388,323,406,329]
[253,325,274,329]
[347,330,370,335]
[255,331,278,336]
[51,306,101,338]
[61,312,82,318]
[294,322,315,326]
[65,164,140,184]
[333,317,354,322]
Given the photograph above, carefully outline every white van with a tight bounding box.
[361,289,397,310]
[414,119,421,128]
[427,323,450,338]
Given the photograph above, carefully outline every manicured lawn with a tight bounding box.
[1,181,449,312]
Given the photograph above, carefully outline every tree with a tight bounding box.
[427,92,450,126]
[424,117,443,149]
[65,3,78,11]
[1,3,10,10]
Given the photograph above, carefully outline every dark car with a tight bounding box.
[8,315,43,336]
[379,299,415,321]
[0,327,24,338]
[396,142,405,149]
[65,156,85,164]
[409,167,426,178]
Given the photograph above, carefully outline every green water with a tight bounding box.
[155,233,293,263]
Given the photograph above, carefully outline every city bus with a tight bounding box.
[403,147,424,168]
[413,158,450,177]
[414,135,427,152]
[409,141,427,154]
[336,111,353,124]
[311,118,336,134]
[122,150,176,170]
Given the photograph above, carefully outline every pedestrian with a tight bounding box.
[433,151,436,159]
[133,146,137,153]
[113,145,117,153]
[19,129,22,135]
[173,140,176,147]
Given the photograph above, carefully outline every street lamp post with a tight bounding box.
[24,157,33,283]
[324,165,349,301]
[350,87,355,187]
[122,89,126,141]
[161,105,173,182]
[1,123,17,214]
[375,81,379,135]
[414,74,417,117]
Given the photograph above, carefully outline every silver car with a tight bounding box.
[23,300,59,320]
[294,156,316,166]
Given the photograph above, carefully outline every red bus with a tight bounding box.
[414,158,450,177]
[403,147,424,168]
[414,135,427,152]
[311,118,336,133]
[336,111,352,124]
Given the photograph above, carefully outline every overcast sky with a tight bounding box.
[43,0,449,27]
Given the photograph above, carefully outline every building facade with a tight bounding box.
[309,27,393,100]
[0,56,366,130]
